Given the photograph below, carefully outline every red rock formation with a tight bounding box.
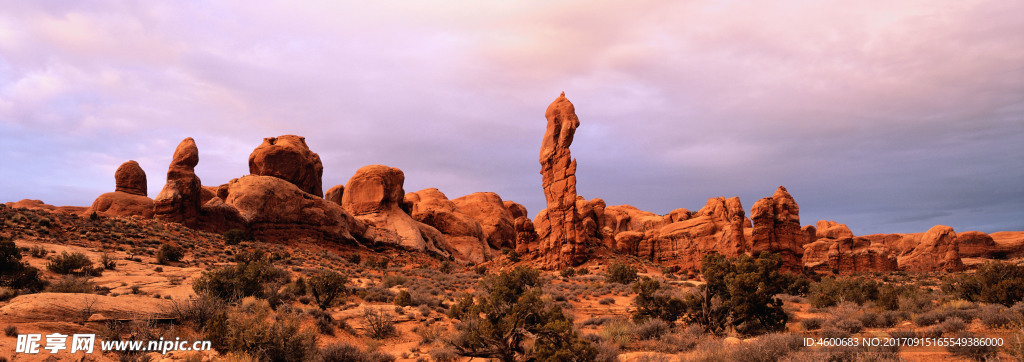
[225,175,365,243]
[87,160,156,218]
[90,192,154,219]
[198,197,245,233]
[956,231,998,258]
[4,200,85,214]
[341,165,448,255]
[989,231,1024,258]
[154,138,202,227]
[899,225,965,272]
[802,220,897,273]
[248,135,324,197]
[653,197,747,270]
[114,160,147,196]
[514,216,538,256]
[749,186,804,271]
[325,185,344,205]
[452,192,515,250]
[504,201,528,220]
[406,188,491,263]
[535,92,584,268]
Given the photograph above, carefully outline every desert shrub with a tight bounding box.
[439,261,454,274]
[394,290,413,307]
[913,309,946,326]
[889,329,916,340]
[474,265,488,275]
[578,267,590,275]
[935,317,966,335]
[157,243,185,264]
[808,276,880,308]
[945,261,1024,306]
[898,289,935,314]
[46,251,93,275]
[731,333,803,362]
[561,267,577,278]
[783,344,899,362]
[308,308,334,335]
[346,253,361,265]
[361,285,395,303]
[631,277,685,323]
[307,270,348,310]
[594,341,620,362]
[364,256,390,269]
[382,274,407,287]
[946,331,998,361]
[599,297,615,305]
[0,239,46,292]
[100,253,116,270]
[318,342,395,362]
[979,304,1013,328]
[193,250,288,302]
[29,245,47,258]
[47,276,94,293]
[605,262,638,284]
[448,266,596,361]
[683,252,790,336]
[871,311,905,328]
[4,325,17,337]
[204,299,318,362]
[634,318,670,340]
[820,328,851,339]
[800,317,823,330]
[362,307,396,339]
[779,272,813,297]
[170,295,226,327]
[833,318,864,334]
[222,229,248,246]
[428,346,458,362]
[506,250,521,262]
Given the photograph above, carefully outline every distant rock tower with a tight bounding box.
[535,92,584,268]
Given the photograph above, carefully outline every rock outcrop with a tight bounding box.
[802,220,897,273]
[899,225,965,272]
[89,160,155,218]
[452,192,515,250]
[749,186,804,271]
[225,175,365,243]
[248,135,324,197]
[114,160,147,196]
[325,185,344,205]
[406,188,491,263]
[650,197,747,270]
[956,231,998,258]
[534,92,584,268]
[154,138,203,227]
[342,165,448,256]
[90,192,154,219]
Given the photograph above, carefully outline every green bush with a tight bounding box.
[46,251,94,275]
[319,343,395,362]
[0,239,46,292]
[47,276,95,293]
[448,266,596,361]
[683,253,790,336]
[307,270,348,310]
[222,229,248,246]
[156,243,185,264]
[193,250,288,302]
[631,277,685,323]
[945,261,1024,306]
[605,262,638,284]
[561,267,577,278]
[204,299,319,362]
[808,276,881,308]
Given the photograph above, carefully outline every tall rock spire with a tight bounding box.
[536,92,583,268]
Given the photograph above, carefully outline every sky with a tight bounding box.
[1,1,1021,235]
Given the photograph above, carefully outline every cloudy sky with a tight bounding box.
[1,1,1021,235]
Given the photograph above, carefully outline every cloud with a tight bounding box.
[0,1,1021,235]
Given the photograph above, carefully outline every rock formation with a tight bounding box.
[956,231,998,258]
[750,186,805,271]
[154,138,203,227]
[224,175,364,243]
[342,165,448,256]
[899,225,965,272]
[406,188,491,263]
[114,160,147,196]
[802,220,897,273]
[452,192,515,250]
[650,197,747,270]
[249,135,324,197]
[534,92,584,268]
[89,160,155,218]
[325,185,344,205]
